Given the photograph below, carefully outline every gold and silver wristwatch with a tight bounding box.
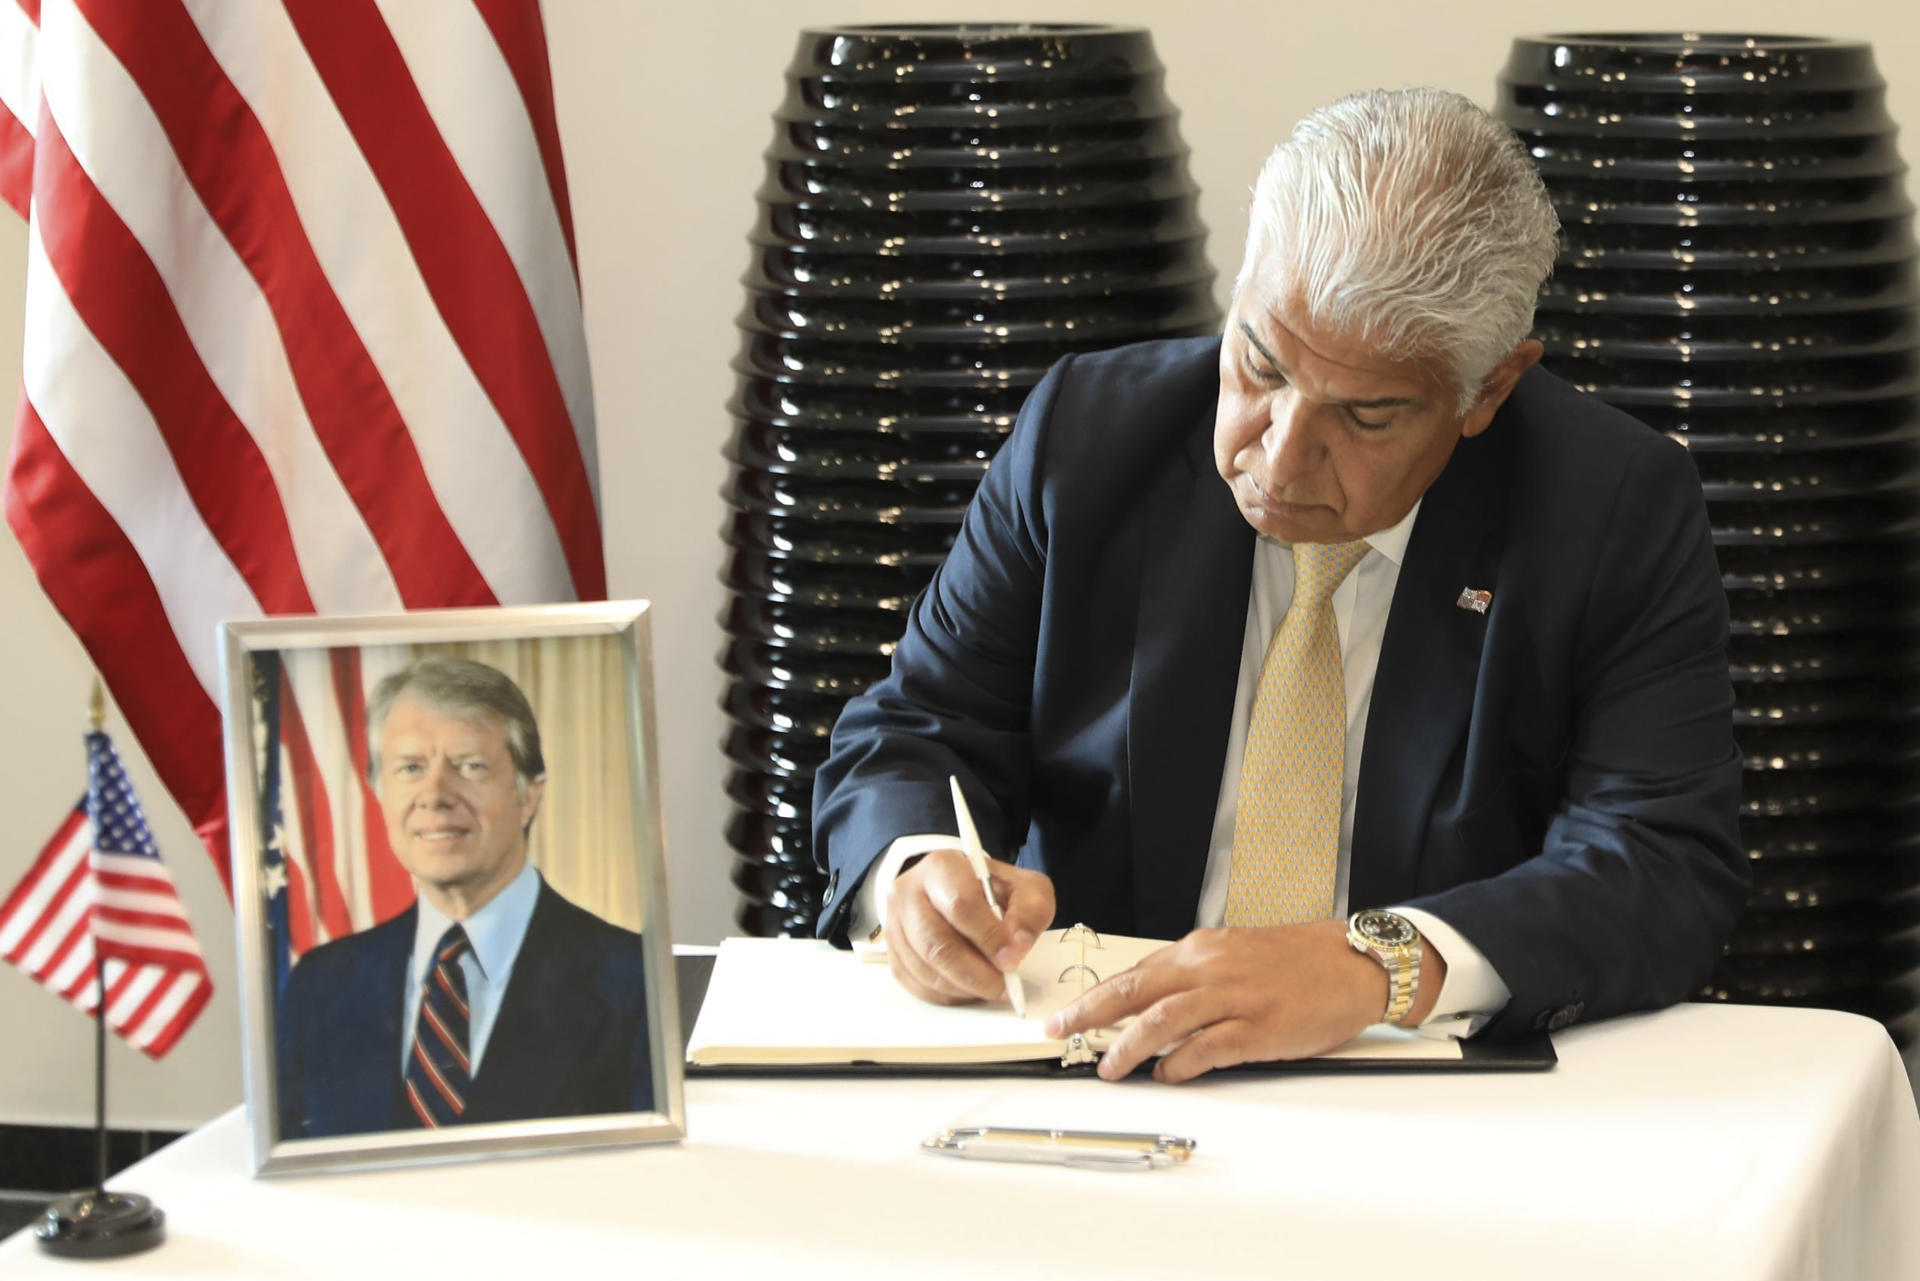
[1346,908,1422,1026]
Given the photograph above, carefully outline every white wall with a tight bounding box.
[3,0,1917,1129]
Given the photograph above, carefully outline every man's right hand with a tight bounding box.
[883,848,1056,1005]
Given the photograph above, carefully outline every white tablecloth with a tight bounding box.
[3,1002,1916,1279]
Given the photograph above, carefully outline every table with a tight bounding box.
[3,1002,1916,1279]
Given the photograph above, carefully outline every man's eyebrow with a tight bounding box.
[1236,320,1419,410]
[1238,321,1283,372]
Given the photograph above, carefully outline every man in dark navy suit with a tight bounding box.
[812,88,1748,1082]
[276,657,652,1139]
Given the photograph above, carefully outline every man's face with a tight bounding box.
[1213,253,1532,543]
[376,695,543,917]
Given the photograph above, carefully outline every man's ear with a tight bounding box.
[1460,339,1544,439]
[519,777,546,838]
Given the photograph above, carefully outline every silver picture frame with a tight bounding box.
[219,602,685,1175]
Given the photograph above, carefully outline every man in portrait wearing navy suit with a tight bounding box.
[812,88,1748,1081]
[276,656,653,1139]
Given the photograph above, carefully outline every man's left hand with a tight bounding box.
[1043,920,1446,1082]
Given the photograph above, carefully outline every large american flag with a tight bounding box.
[0,731,211,1057]
[0,0,602,895]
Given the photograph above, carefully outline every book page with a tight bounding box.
[1014,925,1171,1025]
[685,937,1065,1065]
[687,931,1462,1066]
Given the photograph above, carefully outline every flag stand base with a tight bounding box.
[34,1190,165,1258]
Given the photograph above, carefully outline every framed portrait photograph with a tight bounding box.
[219,602,685,1175]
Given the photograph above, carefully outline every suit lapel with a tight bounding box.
[467,883,601,1121]
[1127,421,1255,940]
[343,907,413,1132]
[1349,426,1510,910]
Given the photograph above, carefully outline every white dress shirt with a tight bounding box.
[852,498,1512,1036]
[402,859,541,1074]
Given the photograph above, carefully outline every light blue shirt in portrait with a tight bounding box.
[401,859,540,1076]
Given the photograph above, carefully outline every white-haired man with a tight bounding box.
[811,88,1748,1081]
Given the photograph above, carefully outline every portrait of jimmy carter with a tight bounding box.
[275,655,654,1140]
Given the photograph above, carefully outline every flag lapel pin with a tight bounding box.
[1456,587,1493,615]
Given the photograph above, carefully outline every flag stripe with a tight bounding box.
[126,971,207,1054]
[87,942,204,972]
[0,804,83,953]
[470,0,576,279]
[93,870,191,899]
[101,962,138,1009]
[0,0,37,135]
[37,0,402,618]
[1,408,232,891]
[6,851,85,969]
[93,902,191,929]
[278,667,353,943]
[74,0,498,610]
[179,0,576,607]
[284,0,604,599]
[325,649,372,923]
[20,234,258,702]
[41,918,91,993]
[276,771,319,957]
[103,961,164,1026]
[330,647,410,922]
[92,884,190,913]
[274,681,326,955]
[0,100,28,217]
[90,914,197,942]
[30,114,315,614]
[379,0,596,498]
[56,944,96,1000]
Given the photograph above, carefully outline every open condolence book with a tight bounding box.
[684,927,1555,1075]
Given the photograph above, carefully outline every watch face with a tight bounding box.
[1355,909,1416,947]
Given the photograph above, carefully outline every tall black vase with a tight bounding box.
[722,25,1222,936]
[1497,34,1920,1044]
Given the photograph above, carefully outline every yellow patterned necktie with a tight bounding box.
[1222,538,1371,927]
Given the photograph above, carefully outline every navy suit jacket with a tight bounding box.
[813,335,1748,1040]
[276,878,654,1140]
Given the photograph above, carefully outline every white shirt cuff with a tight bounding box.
[1391,906,1511,1040]
[846,833,964,954]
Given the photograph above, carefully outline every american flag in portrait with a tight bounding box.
[249,645,417,981]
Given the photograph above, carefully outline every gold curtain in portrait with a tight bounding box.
[428,635,644,932]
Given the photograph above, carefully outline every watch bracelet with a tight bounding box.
[1384,962,1417,1025]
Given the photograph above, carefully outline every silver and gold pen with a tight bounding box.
[924,1126,1196,1171]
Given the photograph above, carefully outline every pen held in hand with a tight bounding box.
[949,775,1028,1017]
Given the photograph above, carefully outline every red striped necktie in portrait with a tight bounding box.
[404,925,474,1127]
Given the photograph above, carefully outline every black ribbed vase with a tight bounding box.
[1498,34,1920,1044]
[722,25,1221,935]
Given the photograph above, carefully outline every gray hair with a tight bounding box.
[365,656,546,791]
[1236,87,1559,412]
